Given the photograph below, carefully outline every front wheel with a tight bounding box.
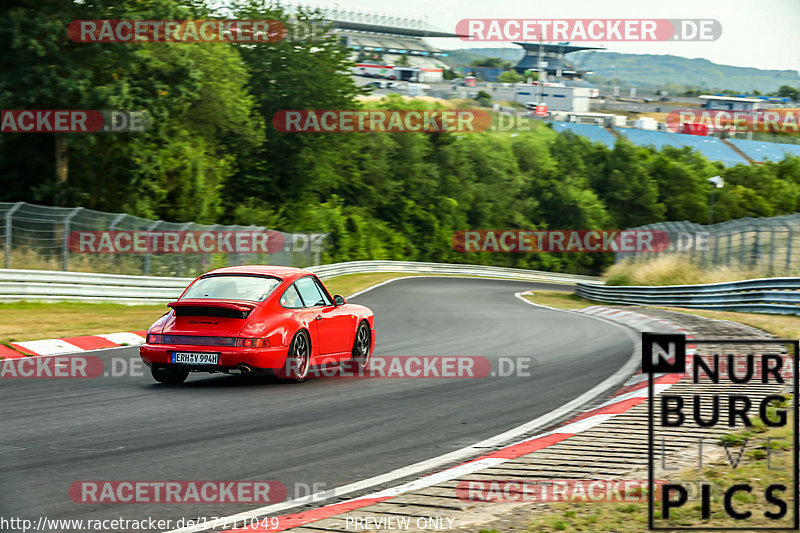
[151,366,189,385]
[277,331,311,383]
[350,322,371,370]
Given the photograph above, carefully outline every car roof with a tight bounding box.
[200,265,315,283]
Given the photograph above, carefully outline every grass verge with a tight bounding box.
[0,302,166,345]
[521,290,597,311]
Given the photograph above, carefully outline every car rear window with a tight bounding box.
[181,275,281,302]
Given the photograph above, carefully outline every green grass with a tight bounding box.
[0,301,166,345]
[522,290,596,310]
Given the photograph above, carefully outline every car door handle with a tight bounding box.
[315,315,323,321]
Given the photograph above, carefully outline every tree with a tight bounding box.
[587,140,666,227]
[499,70,523,83]
[442,68,459,80]
[227,1,366,209]
[0,0,261,220]
[647,148,710,223]
[776,85,800,102]
[475,90,492,107]
[471,57,511,69]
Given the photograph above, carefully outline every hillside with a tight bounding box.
[442,48,800,94]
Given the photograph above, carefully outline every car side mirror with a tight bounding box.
[333,295,346,306]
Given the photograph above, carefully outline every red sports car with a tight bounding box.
[139,266,376,384]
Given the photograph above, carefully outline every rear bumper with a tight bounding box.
[139,343,289,372]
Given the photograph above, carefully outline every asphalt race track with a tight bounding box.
[0,277,634,528]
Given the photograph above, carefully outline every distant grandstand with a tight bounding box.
[316,7,458,81]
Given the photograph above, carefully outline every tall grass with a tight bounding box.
[0,247,241,277]
[604,255,764,286]
[1,247,107,272]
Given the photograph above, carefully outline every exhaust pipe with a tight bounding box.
[233,363,254,374]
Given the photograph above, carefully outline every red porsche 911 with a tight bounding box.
[139,266,376,384]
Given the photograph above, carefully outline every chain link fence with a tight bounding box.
[0,202,326,277]
[619,214,800,277]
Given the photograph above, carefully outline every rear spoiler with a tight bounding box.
[168,299,256,319]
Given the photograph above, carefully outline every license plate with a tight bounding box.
[172,352,219,365]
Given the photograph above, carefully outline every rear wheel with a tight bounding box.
[278,331,310,383]
[350,322,371,370]
[151,366,189,385]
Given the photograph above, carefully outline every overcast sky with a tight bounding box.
[306,0,799,72]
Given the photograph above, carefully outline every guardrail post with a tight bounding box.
[739,230,748,269]
[788,228,794,275]
[144,220,161,275]
[175,222,192,276]
[768,227,776,277]
[62,207,82,271]
[204,224,221,272]
[751,228,761,271]
[4,202,23,269]
[108,213,127,273]
[726,233,733,266]
[314,233,323,266]
[712,232,720,267]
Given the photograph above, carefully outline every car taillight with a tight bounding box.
[236,337,269,348]
[147,334,163,344]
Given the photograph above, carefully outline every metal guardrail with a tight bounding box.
[0,269,193,304]
[575,277,800,315]
[307,260,602,284]
[0,261,601,304]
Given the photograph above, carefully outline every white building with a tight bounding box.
[514,84,594,112]
[633,116,658,130]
